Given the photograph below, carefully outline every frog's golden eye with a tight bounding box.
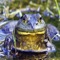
[23,19,28,24]
[22,15,28,23]
[38,17,42,23]
[23,20,27,23]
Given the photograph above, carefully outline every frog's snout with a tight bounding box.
[29,21,39,30]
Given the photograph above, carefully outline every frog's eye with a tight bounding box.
[40,17,42,20]
[23,18,28,24]
[38,17,42,23]
[22,15,28,23]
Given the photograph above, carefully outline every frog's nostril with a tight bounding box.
[36,23,38,25]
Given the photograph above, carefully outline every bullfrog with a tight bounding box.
[0,12,60,60]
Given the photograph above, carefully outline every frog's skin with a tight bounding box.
[0,13,60,59]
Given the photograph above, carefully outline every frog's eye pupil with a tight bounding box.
[40,17,42,20]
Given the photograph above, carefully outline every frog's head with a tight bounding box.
[16,13,46,33]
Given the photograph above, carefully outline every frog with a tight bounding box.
[0,12,60,60]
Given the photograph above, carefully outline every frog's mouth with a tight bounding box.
[16,30,45,35]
